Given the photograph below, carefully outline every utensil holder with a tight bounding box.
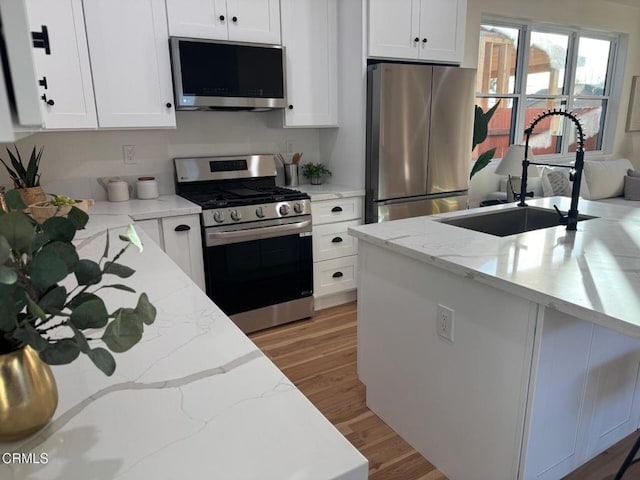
[285,164,299,187]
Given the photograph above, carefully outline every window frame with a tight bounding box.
[477,16,621,161]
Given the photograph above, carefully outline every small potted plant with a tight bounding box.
[302,162,332,185]
[0,190,156,440]
[0,145,47,205]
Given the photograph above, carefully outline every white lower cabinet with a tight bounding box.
[311,195,363,310]
[135,215,205,291]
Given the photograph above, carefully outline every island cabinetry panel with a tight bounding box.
[367,0,466,64]
[135,215,205,291]
[357,241,536,480]
[523,308,640,479]
[280,0,338,127]
[311,196,363,310]
[166,0,281,44]
[25,0,97,129]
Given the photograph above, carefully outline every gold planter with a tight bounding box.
[0,346,58,442]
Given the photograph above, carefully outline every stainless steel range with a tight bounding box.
[174,154,313,333]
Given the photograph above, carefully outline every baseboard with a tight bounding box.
[314,290,357,311]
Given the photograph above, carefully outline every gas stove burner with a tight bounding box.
[174,154,311,226]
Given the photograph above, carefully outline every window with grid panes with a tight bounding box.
[474,21,617,162]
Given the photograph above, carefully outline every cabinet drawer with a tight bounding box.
[313,255,357,297]
[311,197,363,225]
[313,220,359,262]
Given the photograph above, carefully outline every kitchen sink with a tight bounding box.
[438,206,597,237]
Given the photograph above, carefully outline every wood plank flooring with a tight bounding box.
[250,302,444,480]
[250,302,640,480]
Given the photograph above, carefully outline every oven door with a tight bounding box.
[203,217,313,317]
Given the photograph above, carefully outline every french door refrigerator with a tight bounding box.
[365,63,476,223]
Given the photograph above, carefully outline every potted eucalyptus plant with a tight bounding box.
[302,162,332,185]
[0,145,47,205]
[0,190,156,441]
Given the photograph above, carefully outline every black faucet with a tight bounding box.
[516,109,586,231]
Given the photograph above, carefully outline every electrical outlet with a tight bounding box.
[437,304,454,342]
[123,145,137,164]
[286,140,294,154]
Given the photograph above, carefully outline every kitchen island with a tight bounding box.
[349,197,640,480]
[0,213,368,480]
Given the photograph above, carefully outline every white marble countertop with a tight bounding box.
[1,213,368,480]
[350,197,640,339]
[297,184,365,201]
[89,195,201,220]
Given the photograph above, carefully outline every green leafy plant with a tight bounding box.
[0,145,43,188]
[469,102,500,179]
[301,162,332,179]
[0,190,156,376]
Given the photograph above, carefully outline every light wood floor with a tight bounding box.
[250,302,640,480]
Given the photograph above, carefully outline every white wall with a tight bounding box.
[0,111,321,197]
[320,0,367,189]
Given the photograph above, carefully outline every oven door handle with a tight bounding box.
[206,219,312,246]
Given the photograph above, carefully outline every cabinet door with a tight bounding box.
[165,0,229,40]
[281,0,337,127]
[135,219,162,248]
[26,0,97,129]
[368,0,419,59]
[161,215,206,291]
[226,0,281,44]
[83,0,176,128]
[417,0,465,64]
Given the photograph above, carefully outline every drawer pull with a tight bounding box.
[331,236,343,243]
[331,206,343,213]
[174,224,191,232]
[332,271,343,278]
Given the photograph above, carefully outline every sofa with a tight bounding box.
[468,157,640,209]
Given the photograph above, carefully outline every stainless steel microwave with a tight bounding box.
[169,37,287,111]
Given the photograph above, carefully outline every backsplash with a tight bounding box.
[1,110,323,199]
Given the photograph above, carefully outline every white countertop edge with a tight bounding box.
[350,197,640,339]
[89,195,201,221]
[296,184,365,201]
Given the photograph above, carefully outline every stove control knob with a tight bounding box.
[279,204,290,216]
[255,206,265,218]
[230,209,242,221]
[213,211,225,223]
[293,202,303,214]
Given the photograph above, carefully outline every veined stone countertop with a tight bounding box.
[350,197,640,339]
[297,184,365,201]
[89,195,201,220]
[1,213,368,480]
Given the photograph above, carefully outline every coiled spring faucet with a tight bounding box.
[516,109,586,231]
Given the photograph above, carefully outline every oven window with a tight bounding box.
[205,233,313,315]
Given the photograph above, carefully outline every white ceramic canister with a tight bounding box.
[106,177,130,202]
[136,176,159,200]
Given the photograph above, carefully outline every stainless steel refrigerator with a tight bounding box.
[365,63,476,223]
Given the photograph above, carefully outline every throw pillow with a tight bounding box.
[582,158,633,200]
[624,175,640,200]
[546,170,572,196]
[627,168,640,178]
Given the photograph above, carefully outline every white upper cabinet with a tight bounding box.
[166,0,281,44]
[26,0,97,129]
[368,0,466,64]
[83,0,175,128]
[281,0,337,127]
